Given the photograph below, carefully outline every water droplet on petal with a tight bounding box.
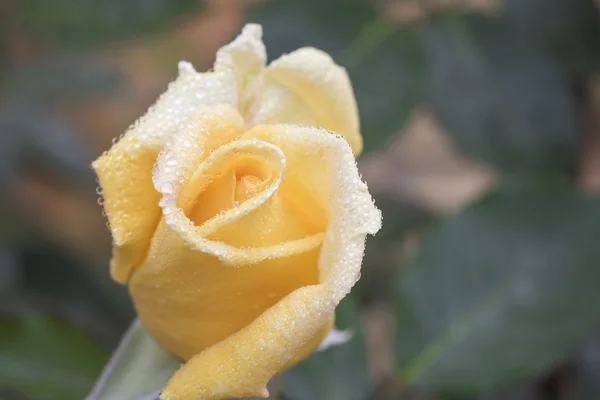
[161,182,174,195]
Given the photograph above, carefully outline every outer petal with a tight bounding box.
[161,286,334,400]
[92,62,238,283]
[160,125,381,400]
[247,49,363,155]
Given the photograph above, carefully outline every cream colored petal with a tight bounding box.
[160,125,381,400]
[92,63,239,283]
[214,23,267,112]
[246,48,363,155]
[126,61,239,149]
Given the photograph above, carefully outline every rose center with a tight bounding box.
[234,163,270,202]
[187,156,273,226]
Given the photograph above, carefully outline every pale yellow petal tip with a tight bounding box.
[177,60,196,75]
[90,151,108,181]
[353,131,364,157]
[370,203,383,235]
[90,158,100,172]
[216,23,266,71]
[265,47,362,156]
[108,250,132,285]
[241,23,263,39]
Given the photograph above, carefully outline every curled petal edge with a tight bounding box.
[260,47,362,156]
[154,108,324,265]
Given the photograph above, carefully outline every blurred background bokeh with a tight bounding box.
[1,0,600,399]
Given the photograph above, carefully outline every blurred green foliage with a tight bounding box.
[396,180,600,392]
[1,0,600,399]
[424,13,581,173]
[11,0,204,48]
[84,319,181,400]
[0,314,108,399]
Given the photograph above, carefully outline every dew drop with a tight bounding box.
[161,182,174,195]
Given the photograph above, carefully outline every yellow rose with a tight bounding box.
[93,24,381,400]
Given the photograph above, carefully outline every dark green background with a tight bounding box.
[1,0,599,399]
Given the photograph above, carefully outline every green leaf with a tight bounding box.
[0,313,109,400]
[12,0,205,48]
[477,384,545,400]
[281,296,371,400]
[503,0,600,79]
[394,181,600,394]
[5,57,124,103]
[0,105,95,189]
[86,319,182,400]
[425,13,581,173]
[249,0,425,154]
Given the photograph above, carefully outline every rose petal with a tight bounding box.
[93,62,238,283]
[157,125,380,399]
[214,24,266,110]
[94,24,364,283]
[160,286,334,400]
[129,218,325,361]
[154,107,323,265]
[130,109,328,364]
[247,48,362,156]
[245,125,381,281]
[92,135,162,284]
